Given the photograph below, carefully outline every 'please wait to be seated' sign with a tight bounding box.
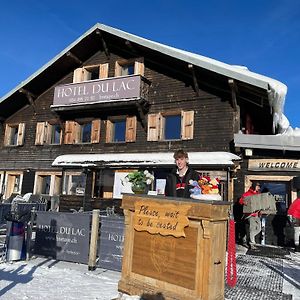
[133,201,191,238]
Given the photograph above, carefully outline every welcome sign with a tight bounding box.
[34,212,91,264]
[53,75,141,106]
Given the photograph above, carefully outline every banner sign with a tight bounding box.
[98,216,125,272]
[248,159,300,172]
[53,75,141,106]
[34,212,91,264]
[134,200,191,238]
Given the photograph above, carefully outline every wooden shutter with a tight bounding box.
[114,61,121,77]
[73,68,83,83]
[100,63,109,79]
[125,116,137,142]
[91,119,101,143]
[181,111,194,140]
[35,122,46,145]
[147,113,161,141]
[82,68,91,81]
[105,120,113,143]
[134,59,144,76]
[4,124,10,146]
[64,121,77,144]
[17,123,25,146]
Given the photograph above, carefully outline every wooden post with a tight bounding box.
[26,207,36,261]
[88,209,100,271]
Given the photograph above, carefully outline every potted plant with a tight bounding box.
[123,170,155,194]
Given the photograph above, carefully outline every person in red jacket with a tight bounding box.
[288,198,300,252]
[239,182,261,249]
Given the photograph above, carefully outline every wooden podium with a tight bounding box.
[118,195,230,300]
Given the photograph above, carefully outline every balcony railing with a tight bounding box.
[51,75,150,110]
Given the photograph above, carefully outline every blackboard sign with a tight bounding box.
[98,216,125,272]
[34,211,91,264]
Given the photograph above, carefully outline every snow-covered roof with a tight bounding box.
[0,23,287,133]
[52,152,241,168]
[234,133,300,151]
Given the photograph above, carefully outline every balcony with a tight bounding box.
[51,75,150,113]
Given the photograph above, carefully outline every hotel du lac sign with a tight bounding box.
[248,159,300,172]
[52,75,141,106]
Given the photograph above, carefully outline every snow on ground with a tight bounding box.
[0,257,122,300]
[0,251,300,300]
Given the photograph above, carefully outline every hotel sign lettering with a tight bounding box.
[53,75,141,106]
[248,159,300,172]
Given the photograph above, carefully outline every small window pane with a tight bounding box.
[81,123,92,143]
[51,125,61,144]
[41,175,51,194]
[121,64,134,76]
[10,127,18,145]
[63,172,86,195]
[165,115,181,140]
[113,121,126,142]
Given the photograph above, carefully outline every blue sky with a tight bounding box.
[0,0,299,127]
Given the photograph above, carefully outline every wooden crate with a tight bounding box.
[118,195,230,300]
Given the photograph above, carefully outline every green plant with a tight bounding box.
[123,170,154,186]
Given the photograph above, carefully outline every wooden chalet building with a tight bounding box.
[0,23,288,217]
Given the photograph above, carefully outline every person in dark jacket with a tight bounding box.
[165,150,200,198]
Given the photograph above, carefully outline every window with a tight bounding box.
[92,169,115,199]
[80,123,92,143]
[4,172,23,199]
[105,116,136,143]
[35,122,62,145]
[163,115,181,140]
[63,171,86,196]
[115,58,144,77]
[64,119,100,144]
[73,63,109,83]
[4,123,25,146]
[147,111,194,141]
[50,124,62,145]
[34,172,62,196]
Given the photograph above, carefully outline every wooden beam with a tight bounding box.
[19,88,37,114]
[66,51,82,65]
[96,29,110,59]
[188,64,201,97]
[228,79,238,111]
[125,40,138,55]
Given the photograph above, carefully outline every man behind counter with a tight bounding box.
[165,149,200,198]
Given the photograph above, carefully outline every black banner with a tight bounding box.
[34,212,91,264]
[98,216,125,272]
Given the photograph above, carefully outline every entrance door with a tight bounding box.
[260,182,293,246]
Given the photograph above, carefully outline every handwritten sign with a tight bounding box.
[134,201,191,238]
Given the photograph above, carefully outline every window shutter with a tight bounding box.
[91,119,101,143]
[181,111,194,140]
[17,123,25,146]
[105,120,113,143]
[134,59,144,76]
[125,116,137,142]
[100,63,109,79]
[64,121,76,144]
[74,122,80,144]
[35,122,46,145]
[45,123,52,144]
[114,62,121,77]
[82,68,91,81]
[147,113,161,141]
[73,68,83,83]
[4,124,10,146]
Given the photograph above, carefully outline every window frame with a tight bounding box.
[4,123,25,146]
[62,171,87,196]
[3,171,23,199]
[114,58,144,77]
[33,171,62,196]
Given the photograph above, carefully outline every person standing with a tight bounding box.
[288,197,300,252]
[165,150,200,199]
[239,182,261,249]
